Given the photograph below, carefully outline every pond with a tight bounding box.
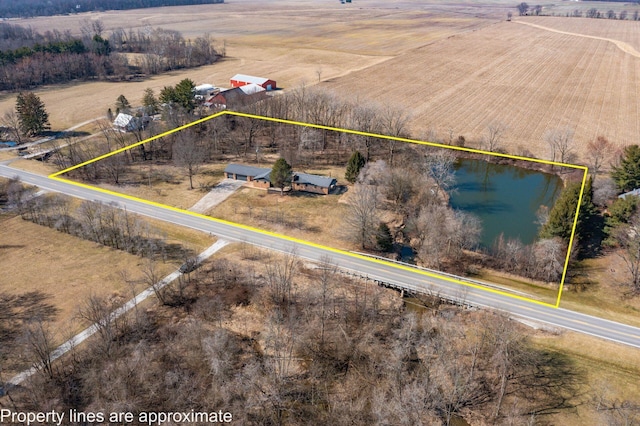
[448,159,563,247]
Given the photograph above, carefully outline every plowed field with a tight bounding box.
[323,17,640,161]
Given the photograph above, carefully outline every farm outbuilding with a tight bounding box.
[204,85,268,110]
[230,74,277,91]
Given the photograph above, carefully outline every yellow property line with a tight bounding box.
[50,110,589,309]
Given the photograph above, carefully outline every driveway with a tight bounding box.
[189,178,245,213]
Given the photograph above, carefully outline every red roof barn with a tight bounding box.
[230,74,277,91]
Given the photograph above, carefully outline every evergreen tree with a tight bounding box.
[115,94,131,114]
[174,78,196,111]
[345,151,366,183]
[612,145,640,193]
[270,158,292,195]
[142,88,159,115]
[604,195,640,241]
[159,86,177,105]
[159,79,195,111]
[540,178,596,245]
[15,92,50,136]
[376,222,394,252]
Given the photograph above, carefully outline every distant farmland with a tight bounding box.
[2,3,639,164]
[323,16,640,162]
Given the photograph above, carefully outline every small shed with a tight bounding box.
[194,83,219,99]
[230,74,277,91]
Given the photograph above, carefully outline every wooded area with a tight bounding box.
[3,245,591,425]
[0,22,221,90]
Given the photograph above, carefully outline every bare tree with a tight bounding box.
[545,128,576,165]
[173,131,207,189]
[482,122,506,152]
[23,320,57,379]
[593,177,617,207]
[424,148,457,198]
[265,251,300,306]
[344,184,380,249]
[486,315,528,419]
[586,135,612,178]
[614,212,640,295]
[1,110,23,144]
[410,204,480,269]
[379,105,411,166]
[533,237,565,282]
[385,169,417,212]
[78,295,126,357]
[103,152,127,185]
[143,259,167,305]
[316,255,337,348]
[349,103,382,162]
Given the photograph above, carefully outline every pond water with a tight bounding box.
[449,159,563,247]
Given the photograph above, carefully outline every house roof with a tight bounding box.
[238,83,266,95]
[254,170,272,181]
[113,113,134,128]
[225,163,336,189]
[224,163,271,178]
[231,74,272,85]
[295,173,337,188]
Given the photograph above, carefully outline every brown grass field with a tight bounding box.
[0,215,153,376]
[0,209,214,377]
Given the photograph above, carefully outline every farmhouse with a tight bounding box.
[230,74,277,91]
[224,163,337,195]
[112,113,149,132]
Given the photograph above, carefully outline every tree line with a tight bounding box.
[515,2,640,20]
[0,21,220,90]
[1,178,181,260]
[0,0,223,19]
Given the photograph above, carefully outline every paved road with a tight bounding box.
[2,164,640,349]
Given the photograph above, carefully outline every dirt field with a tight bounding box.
[1,2,638,163]
[523,16,640,52]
